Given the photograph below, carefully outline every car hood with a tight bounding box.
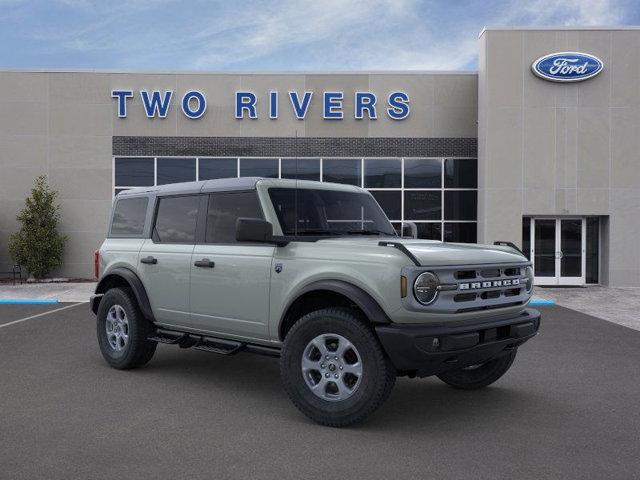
[318,237,528,266]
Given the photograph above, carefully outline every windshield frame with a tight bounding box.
[267,186,398,239]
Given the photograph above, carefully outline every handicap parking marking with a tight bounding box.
[0,302,85,329]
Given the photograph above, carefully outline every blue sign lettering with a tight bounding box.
[235,92,257,119]
[289,91,313,119]
[355,92,377,120]
[181,90,206,119]
[323,92,343,119]
[269,91,278,119]
[140,90,173,118]
[387,91,410,120]
[111,90,133,118]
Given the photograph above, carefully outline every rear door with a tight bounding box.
[137,194,200,327]
[189,191,274,340]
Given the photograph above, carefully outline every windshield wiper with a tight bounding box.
[284,229,347,236]
[344,229,395,236]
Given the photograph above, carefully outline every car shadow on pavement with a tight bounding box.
[98,345,558,432]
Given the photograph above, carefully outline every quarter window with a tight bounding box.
[110,197,148,236]
[154,195,200,243]
[205,192,263,243]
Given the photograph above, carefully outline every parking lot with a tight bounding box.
[1,302,639,480]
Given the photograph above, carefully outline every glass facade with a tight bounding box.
[114,157,478,243]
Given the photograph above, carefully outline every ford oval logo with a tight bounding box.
[532,52,604,82]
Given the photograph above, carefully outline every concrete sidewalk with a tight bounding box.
[0,282,95,303]
[533,286,640,331]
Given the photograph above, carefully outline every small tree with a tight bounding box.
[9,176,67,279]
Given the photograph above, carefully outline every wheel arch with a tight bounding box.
[278,280,390,341]
[92,267,155,322]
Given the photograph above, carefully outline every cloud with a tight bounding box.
[3,0,634,70]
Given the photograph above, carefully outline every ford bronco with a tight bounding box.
[91,177,540,427]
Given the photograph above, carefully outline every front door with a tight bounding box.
[189,191,274,341]
[530,218,585,286]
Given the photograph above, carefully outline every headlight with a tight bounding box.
[524,266,534,293]
[414,271,439,305]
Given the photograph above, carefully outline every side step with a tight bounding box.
[148,328,280,357]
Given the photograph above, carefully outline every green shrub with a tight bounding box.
[9,176,67,279]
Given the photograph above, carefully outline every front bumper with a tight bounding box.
[375,308,541,377]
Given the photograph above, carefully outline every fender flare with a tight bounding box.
[92,267,155,322]
[280,279,390,338]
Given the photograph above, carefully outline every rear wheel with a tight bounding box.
[280,308,396,427]
[436,350,517,390]
[96,288,157,369]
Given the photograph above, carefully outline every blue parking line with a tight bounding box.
[0,299,59,305]
[530,299,555,306]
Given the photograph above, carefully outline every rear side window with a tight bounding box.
[206,192,263,243]
[110,197,148,236]
[154,195,200,243]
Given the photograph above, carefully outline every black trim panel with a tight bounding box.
[92,267,155,322]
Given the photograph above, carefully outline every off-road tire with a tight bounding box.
[96,287,157,369]
[280,307,396,427]
[436,349,517,390]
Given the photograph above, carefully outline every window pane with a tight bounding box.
[416,223,442,240]
[322,159,361,186]
[281,158,320,181]
[157,158,196,185]
[154,195,199,243]
[110,197,148,236]
[206,192,263,243]
[370,191,401,220]
[115,188,130,196]
[199,158,237,180]
[115,158,154,187]
[444,191,477,220]
[391,222,402,236]
[240,158,279,178]
[444,159,477,188]
[522,217,531,260]
[404,191,441,220]
[364,158,401,188]
[586,217,599,284]
[404,159,441,188]
[444,223,477,243]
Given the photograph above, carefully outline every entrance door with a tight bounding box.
[530,218,586,286]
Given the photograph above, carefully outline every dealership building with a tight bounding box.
[0,26,639,287]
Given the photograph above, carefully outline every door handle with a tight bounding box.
[140,256,157,265]
[194,258,215,268]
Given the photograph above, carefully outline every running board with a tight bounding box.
[148,328,280,358]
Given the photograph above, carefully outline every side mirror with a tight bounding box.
[236,217,275,243]
[401,221,418,239]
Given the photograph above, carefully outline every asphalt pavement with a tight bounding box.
[0,302,638,479]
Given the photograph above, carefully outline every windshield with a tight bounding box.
[268,188,397,236]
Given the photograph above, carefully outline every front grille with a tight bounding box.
[403,262,531,314]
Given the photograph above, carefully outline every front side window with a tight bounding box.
[110,197,148,236]
[268,188,396,236]
[206,192,263,243]
[153,195,200,243]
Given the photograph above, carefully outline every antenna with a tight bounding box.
[294,129,299,237]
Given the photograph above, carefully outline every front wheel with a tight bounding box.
[280,308,396,427]
[436,350,517,390]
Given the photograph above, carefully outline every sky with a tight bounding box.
[0,0,638,71]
